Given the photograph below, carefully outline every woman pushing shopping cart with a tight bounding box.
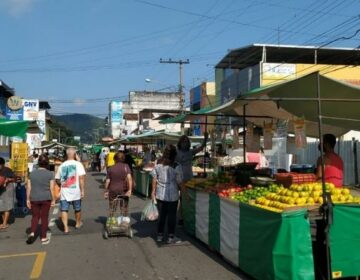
[103,151,133,239]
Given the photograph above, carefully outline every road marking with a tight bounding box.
[30,252,46,279]
[53,207,59,215]
[0,251,47,279]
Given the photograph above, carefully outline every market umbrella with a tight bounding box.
[203,72,360,137]
[0,118,28,138]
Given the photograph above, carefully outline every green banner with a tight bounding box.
[238,203,314,280]
[208,193,220,251]
[330,204,360,278]
[182,188,196,236]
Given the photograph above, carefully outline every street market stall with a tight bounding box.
[34,142,77,172]
[114,131,208,196]
[180,72,360,279]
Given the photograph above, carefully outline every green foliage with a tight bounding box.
[52,114,107,143]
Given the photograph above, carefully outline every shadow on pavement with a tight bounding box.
[95,216,107,226]
[91,172,105,177]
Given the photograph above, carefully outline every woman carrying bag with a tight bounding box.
[151,144,183,244]
[26,155,56,244]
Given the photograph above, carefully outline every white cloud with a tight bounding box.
[2,0,38,16]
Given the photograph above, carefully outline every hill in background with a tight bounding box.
[52,114,107,143]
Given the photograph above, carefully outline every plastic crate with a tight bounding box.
[275,172,316,187]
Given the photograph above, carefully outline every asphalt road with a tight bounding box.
[0,172,249,280]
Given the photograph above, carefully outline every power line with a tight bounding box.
[132,0,349,38]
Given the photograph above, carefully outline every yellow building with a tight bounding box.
[215,44,360,106]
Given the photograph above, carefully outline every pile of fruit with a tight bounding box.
[226,185,280,203]
[185,175,360,213]
[251,182,359,212]
[185,173,234,193]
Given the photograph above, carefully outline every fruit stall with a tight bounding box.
[178,72,360,279]
[182,175,360,279]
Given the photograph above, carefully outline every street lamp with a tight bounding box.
[144,78,178,92]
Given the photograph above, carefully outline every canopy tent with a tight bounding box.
[202,72,360,137]
[112,131,205,145]
[0,118,28,138]
[91,144,104,154]
[35,142,77,150]
[197,71,360,279]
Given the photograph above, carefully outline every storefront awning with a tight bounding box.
[201,72,360,137]
[0,118,28,138]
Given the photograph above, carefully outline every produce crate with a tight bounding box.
[275,172,316,187]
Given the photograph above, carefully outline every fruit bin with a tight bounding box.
[133,169,151,197]
[182,188,360,280]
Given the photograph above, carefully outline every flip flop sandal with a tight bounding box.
[75,222,83,229]
[26,235,36,245]
[41,238,50,245]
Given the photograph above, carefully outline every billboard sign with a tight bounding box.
[110,101,123,123]
[5,96,24,120]
[23,99,39,121]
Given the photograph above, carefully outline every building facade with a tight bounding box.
[215,44,360,106]
[109,91,182,138]
[190,82,216,136]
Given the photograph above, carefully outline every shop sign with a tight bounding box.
[23,99,39,121]
[36,110,46,141]
[7,96,23,111]
[262,63,296,79]
[5,107,24,120]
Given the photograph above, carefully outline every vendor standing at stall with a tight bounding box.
[176,133,208,225]
[316,133,344,188]
[0,157,15,230]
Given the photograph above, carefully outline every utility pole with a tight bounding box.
[160,58,190,131]
[58,128,61,143]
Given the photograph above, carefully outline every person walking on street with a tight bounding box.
[55,148,86,234]
[151,145,183,244]
[104,152,133,216]
[0,157,15,230]
[26,155,56,244]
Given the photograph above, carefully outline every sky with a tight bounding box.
[0,0,359,117]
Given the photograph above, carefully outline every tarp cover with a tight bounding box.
[201,72,360,137]
[0,118,28,138]
[330,204,360,278]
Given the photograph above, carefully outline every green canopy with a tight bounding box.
[0,118,28,138]
[201,72,360,137]
[159,107,214,124]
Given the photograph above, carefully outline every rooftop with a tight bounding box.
[0,80,14,98]
[216,44,360,69]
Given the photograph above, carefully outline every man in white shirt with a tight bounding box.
[55,148,86,233]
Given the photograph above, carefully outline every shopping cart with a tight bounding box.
[103,195,133,239]
[14,177,29,215]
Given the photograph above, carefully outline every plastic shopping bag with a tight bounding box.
[141,200,159,221]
